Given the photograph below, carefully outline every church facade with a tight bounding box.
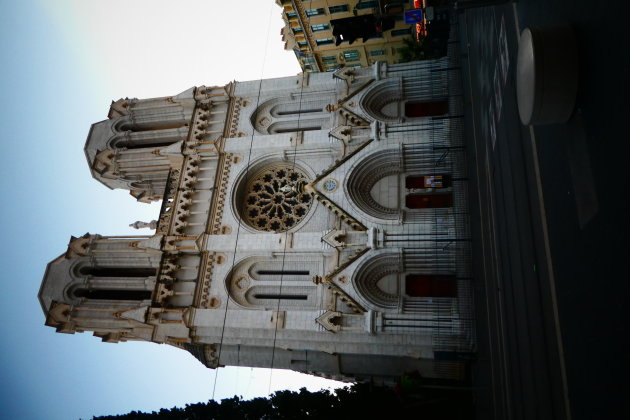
[39,47,474,383]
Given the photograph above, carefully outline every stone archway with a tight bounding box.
[359,79,404,123]
[346,149,402,221]
[353,253,402,310]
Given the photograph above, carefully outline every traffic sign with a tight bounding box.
[404,9,423,24]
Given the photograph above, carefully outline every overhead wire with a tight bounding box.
[267,0,314,393]
[211,0,278,401]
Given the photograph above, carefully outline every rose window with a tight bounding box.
[243,165,313,232]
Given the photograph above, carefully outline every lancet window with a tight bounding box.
[70,264,156,303]
[73,288,152,301]
[227,258,321,309]
[251,96,333,135]
[79,266,156,278]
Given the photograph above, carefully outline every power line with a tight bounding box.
[212,0,277,401]
[268,0,314,394]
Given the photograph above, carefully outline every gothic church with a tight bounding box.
[39,50,475,383]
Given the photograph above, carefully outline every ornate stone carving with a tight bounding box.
[316,310,342,333]
[322,229,346,248]
[129,220,158,230]
[325,282,365,314]
[243,165,313,232]
[210,154,233,234]
[65,234,93,258]
[307,188,366,231]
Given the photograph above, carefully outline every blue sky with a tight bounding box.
[0,1,342,419]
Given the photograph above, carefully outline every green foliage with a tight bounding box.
[397,22,451,63]
[92,381,473,419]
[92,384,398,420]
[398,37,430,62]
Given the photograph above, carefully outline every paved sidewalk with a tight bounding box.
[459,1,629,419]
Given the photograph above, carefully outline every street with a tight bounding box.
[459,1,629,419]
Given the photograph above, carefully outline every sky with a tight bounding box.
[0,1,344,419]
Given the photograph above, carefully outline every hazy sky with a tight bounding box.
[0,1,343,419]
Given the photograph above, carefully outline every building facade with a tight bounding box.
[39,41,474,383]
[278,0,426,72]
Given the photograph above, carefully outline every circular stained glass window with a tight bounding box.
[322,178,338,193]
[243,165,313,232]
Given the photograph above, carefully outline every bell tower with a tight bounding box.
[85,88,198,202]
[42,81,233,346]
[39,233,162,343]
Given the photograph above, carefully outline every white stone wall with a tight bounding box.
[41,58,474,382]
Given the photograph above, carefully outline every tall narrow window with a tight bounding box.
[80,267,156,277]
[118,121,187,133]
[316,37,334,46]
[74,288,152,301]
[311,24,330,32]
[404,100,449,118]
[405,275,457,297]
[329,5,349,14]
[115,141,174,150]
[305,8,325,16]
[356,0,378,10]
[272,125,321,134]
[254,294,307,300]
[274,108,322,116]
[256,270,310,276]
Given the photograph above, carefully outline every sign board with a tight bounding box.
[404,9,423,24]
[424,175,444,188]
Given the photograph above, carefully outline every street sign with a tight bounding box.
[404,9,423,24]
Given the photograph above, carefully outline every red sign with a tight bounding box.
[412,0,426,38]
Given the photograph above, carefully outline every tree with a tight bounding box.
[93,381,474,419]
[398,37,430,62]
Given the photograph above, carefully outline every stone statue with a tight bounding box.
[129,220,158,230]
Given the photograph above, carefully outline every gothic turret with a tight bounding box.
[39,233,163,342]
[85,88,198,202]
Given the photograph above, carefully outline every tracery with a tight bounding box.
[243,165,313,232]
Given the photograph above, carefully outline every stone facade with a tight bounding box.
[40,49,474,383]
